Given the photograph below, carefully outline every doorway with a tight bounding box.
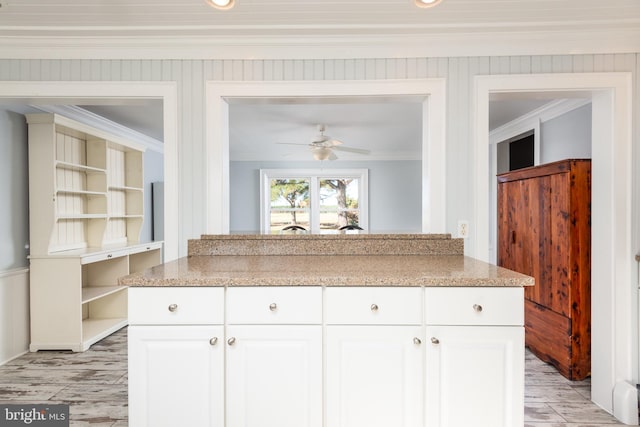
[0,81,179,261]
[474,72,635,420]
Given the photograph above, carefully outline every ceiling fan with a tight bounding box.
[277,124,370,160]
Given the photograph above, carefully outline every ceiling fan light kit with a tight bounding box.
[276,124,371,161]
[204,0,235,10]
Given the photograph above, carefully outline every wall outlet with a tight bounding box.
[457,220,469,239]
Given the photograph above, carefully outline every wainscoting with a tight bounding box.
[0,268,30,365]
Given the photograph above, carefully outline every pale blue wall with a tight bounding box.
[541,103,592,163]
[141,149,164,243]
[0,109,29,270]
[230,160,422,233]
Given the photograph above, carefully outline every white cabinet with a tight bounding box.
[29,242,162,352]
[326,326,424,427]
[128,325,224,427]
[128,287,225,427]
[325,287,424,427]
[127,286,525,427]
[424,287,525,427]
[225,325,322,427]
[226,287,322,427]
[26,113,161,352]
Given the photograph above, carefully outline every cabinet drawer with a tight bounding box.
[325,287,423,325]
[81,248,129,265]
[226,287,322,324]
[424,287,524,326]
[128,287,224,325]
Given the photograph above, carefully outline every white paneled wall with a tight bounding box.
[0,268,29,365]
[0,54,637,258]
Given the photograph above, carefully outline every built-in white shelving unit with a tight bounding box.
[27,113,162,352]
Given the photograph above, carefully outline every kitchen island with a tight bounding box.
[120,233,533,427]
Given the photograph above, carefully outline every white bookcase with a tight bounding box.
[26,113,162,352]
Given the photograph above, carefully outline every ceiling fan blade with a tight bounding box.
[332,146,370,155]
[327,139,343,146]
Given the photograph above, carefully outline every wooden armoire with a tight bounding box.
[497,159,591,380]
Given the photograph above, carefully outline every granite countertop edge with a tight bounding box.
[119,255,534,288]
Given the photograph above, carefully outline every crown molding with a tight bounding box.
[0,27,638,60]
[30,105,164,153]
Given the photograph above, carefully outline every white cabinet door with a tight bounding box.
[325,325,425,427]
[128,325,224,427]
[225,325,322,427]
[425,325,524,427]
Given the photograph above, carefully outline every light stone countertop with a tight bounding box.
[119,254,534,287]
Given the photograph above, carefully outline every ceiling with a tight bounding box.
[0,0,637,39]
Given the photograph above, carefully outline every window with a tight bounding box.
[260,169,368,233]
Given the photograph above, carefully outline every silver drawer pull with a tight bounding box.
[269,303,277,311]
[473,304,483,312]
[413,337,422,345]
[209,337,218,346]
[431,337,440,345]
[370,303,379,312]
[227,337,236,346]
[168,303,178,312]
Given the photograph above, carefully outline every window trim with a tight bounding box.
[260,168,369,233]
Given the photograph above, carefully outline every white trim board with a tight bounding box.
[0,28,638,60]
[0,81,179,261]
[474,72,636,423]
[205,79,447,235]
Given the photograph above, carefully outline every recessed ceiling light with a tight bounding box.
[415,0,444,8]
[205,0,235,10]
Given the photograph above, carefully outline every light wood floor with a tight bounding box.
[0,328,629,426]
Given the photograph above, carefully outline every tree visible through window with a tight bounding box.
[270,178,310,229]
[261,169,368,233]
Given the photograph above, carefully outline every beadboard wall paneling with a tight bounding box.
[0,54,637,260]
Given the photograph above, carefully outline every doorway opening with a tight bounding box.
[0,81,178,260]
[475,72,635,422]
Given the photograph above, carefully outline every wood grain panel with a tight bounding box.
[498,159,591,381]
[524,300,572,378]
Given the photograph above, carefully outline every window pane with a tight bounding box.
[269,178,310,231]
[319,178,360,229]
[270,210,309,231]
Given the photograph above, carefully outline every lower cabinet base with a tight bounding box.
[525,300,590,380]
[128,286,525,427]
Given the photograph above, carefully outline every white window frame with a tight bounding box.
[260,168,369,233]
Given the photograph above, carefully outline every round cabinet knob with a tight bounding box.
[430,337,440,345]
[413,337,422,345]
[168,303,178,312]
[227,337,236,346]
[473,304,483,312]
[209,337,218,346]
[370,304,379,312]
[269,303,278,312]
